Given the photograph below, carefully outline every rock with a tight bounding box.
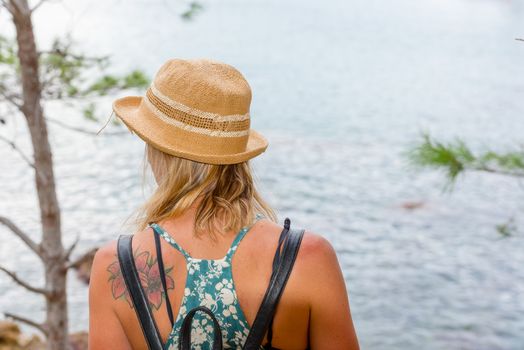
[70,247,99,284]
[19,335,44,350]
[0,321,21,347]
[401,201,425,210]
[69,331,88,350]
[0,321,87,350]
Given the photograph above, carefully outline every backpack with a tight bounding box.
[117,217,305,350]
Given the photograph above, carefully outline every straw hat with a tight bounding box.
[112,58,268,164]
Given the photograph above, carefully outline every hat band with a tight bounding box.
[143,97,250,138]
[150,83,250,122]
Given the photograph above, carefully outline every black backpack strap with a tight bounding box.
[266,217,291,346]
[243,221,305,349]
[179,306,223,350]
[153,229,175,327]
[117,235,164,350]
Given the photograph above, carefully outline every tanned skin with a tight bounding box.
[89,204,360,349]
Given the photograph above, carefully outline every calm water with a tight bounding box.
[1,0,523,349]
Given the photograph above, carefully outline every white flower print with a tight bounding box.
[218,260,230,268]
[160,216,269,350]
[220,288,235,305]
[192,329,205,344]
[201,293,217,311]
[178,305,187,317]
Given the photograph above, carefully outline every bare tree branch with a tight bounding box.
[7,0,26,15]
[0,89,24,111]
[63,234,80,263]
[0,216,42,258]
[473,166,524,178]
[46,116,128,136]
[66,247,98,270]
[4,312,48,335]
[1,0,15,13]
[38,48,109,63]
[0,134,37,169]
[0,265,50,295]
[30,0,47,12]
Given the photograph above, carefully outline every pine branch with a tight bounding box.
[4,312,48,335]
[0,216,43,258]
[0,265,50,295]
[408,133,524,188]
[473,165,524,177]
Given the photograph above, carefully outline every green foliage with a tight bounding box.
[38,35,149,100]
[496,217,517,237]
[409,133,523,235]
[480,151,524,171]
[408,133,473,185]
[181,2,203,20]
[39,36,106,98]
[123,70,149,89]
[408,133,524,187]
[86,70,149,95]
[0,2,204,125]
[86,75,120,95]
[0,36,17,66]
[0,34,149,123]
[82,103,98,122]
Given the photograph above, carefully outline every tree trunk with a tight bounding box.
[9,0,69,349]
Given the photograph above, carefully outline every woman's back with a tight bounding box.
[89,58,358,349]
[89,212,358,349]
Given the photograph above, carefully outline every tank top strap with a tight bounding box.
[149,222,192,260]
[224,212,265,261]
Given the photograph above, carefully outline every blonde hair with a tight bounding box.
[131,143,278,240]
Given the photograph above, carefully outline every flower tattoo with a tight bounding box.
[107,247,175,310]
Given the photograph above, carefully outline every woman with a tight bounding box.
[89,58,359,349]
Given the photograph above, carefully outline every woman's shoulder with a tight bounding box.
[258,219,341,284]
[293,229,341,283]
[92,226,151,262]
[89,228,150,290]
[252,217,338,260]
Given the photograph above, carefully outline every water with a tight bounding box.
[1,0,523,349]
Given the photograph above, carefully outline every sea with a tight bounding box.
[0,0,523,348]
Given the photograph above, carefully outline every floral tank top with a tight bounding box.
[149,213,265,349]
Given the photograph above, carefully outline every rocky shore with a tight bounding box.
[0,321,87,350]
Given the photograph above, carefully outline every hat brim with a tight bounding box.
[112,96,269,165]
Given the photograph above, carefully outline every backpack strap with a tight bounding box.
[179,306,223,350]
[266,217,291,346]
[117,235,164,350]
[243,220,305,349]
[154,229,175,327]
[117,218,305,350]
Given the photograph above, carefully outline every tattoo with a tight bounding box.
[107,246,175,310]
